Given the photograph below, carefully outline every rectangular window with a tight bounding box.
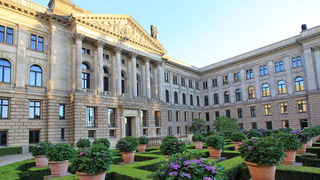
[260,66,268,76]
[298,100,307,113]
[155,111,161,126]
[176,111,179,122]
[156,128,161,135]
[250,106,256,117]
[108,108,116,127]
[264,104,271,116]
[234,73,240,82]
[212,79,218,87]
[207,125,210,132]
[205,112,210,121]
[59,104,65,120]
[173,75,178,85]
[88,130,95,138]
[30,34,43,52]
[292,56,301,68]
[61,128,65,141]
[29,130,40,144]
[189,79,193,88]
[0,99,9,119]
[192,112,194,119]
[168,110,172,122]
[185,126,188,134]
[195,82,199,90]
[203,81,208,89]
[168,127,172,135]
[275,61,284,72]
[0,131,7,146]
[251,122,257,129]
[141,110,147,126]
[29,101,41,120]
[238,123,244,130]
[109,130,115,137]
[282,120,289,128]
[0,26,4,42]
[198,112,201,118]
[86,49,91,55]
[82,48,85,54]
[226,109,230,118]
[6,27,13,44]
[143,129,148,136]
[177,126,180,134]
[280,102,288,114]
[38,36,43,52]
[164,73,169,82]
[266,121,272,130]
[215,111,219,120]
[86,107,95,127]
[222,76,228,85]
[246,69,253,79]
[184,111,187,122]
[237,108,243,118]
[300,119,308,129]
[181,78,185,86]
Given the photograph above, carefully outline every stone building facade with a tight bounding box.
[0,0,319,150]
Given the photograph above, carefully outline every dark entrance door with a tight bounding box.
[125,117,132,136]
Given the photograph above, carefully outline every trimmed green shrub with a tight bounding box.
[192,133,205,142]
[246,129,263,139]
[206,135,225,150]
[160,137,186,155]
[238,137,286,165]
[116,136,139,152]
[92,138,110,149]
[257,128,271,137]
[290,130,310,143]
[306,147,320,157]
[230,131,247,142]
[30,142,52,156]
[46,143,76,162]
[76,139,91,148]
[0,147,22,156]
[138,136,149,145]
[275,133,302,151]
[300,156,320,167]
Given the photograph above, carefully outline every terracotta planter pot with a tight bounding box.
[34,155,49,168]
[137,144,147,153]
[194,141,203,150]
[245,161,276,180]
[296,143,307,154]
[312,137,317,143]
[280,150,296,165]
[232,142,240,151]
[306,140,313,147]
[208,147,221,159]
[49,160,69,177]
[122,152,135,164]
[164,155,171,160]
[76,171,106,180]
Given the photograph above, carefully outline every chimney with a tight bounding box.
[301,24,307,31]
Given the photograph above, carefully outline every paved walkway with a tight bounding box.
[0,153,33,167]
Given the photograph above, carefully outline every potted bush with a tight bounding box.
[160,135,186,158]
[71,144,113,180]
[46,143,76,177]
[77,139,91,149]
[238,137,286,180]
[230,132,246,151]
[115,136,139,164]
[149,150,224,179]
[192,133,206,150]
[137,136,149,153]
[30,142,52,168]
[276,134,302,165]
[205,135,225,159]
[290,130,310,154]
[257,128,271,137]
[92,138,110,149]
[247,129,263,139]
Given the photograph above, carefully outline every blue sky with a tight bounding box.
[30,0,320,68]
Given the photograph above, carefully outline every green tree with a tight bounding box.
[213,116,239,135]
[189,118,206,133]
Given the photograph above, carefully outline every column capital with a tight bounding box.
[129,52,138,58]
[312,46,320,52]
[73,32,85,41]
[143,57,151,62]
[96,40,105,47]
[113,46,123,53]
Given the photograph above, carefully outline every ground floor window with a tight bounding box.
[251,122,257,129]
[156,128,161,135]
[61,128,65,141]
[300,119,308,129]
[0,131,7,146]
[109,130,115,137]
[29,130,39,144]
[238,123,244,130]
[207,125,210,132]
[266,121,272,130]
[282,120,289,128]
[168,127,172,135]
[143,129,148,136]
[88,130,95,138]
[185,126,188,134]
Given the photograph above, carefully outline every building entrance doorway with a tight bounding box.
[125,117,132,137]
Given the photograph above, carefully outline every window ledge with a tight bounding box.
[108,127,117,129]
[26,85,46,93]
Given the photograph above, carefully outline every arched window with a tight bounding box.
[197,96,200,106]
[295,77,304,92]
[121,71,126,94]
[190,95,193,106]
[174,92,178,104]
[82,63,90,89]
[30,65,42,87]
[277,80,286,94]
[235,89,242,101]
[182,93,186,105]
[248,86,255,99]
[137,74,141,96]
[165,90,170,103]
[214,93,219,105]
[0,59,11,83]
[204,95,209,106]
[262,83,270,97]
[224,91,230,103]
[103,67,110,92]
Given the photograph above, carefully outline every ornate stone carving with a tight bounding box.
[129,52,138,58]
[73,32,85,41]
[113,46,123,53]
[96,40,105,47]
[150,25,158,39]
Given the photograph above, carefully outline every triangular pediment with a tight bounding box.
[71,14,166,55]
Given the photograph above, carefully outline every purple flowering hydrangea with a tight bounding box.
[248,146,252,151]
[204,177,213,180]
[181,173,191,179]
[169,171,178,177]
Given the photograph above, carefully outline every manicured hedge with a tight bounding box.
[0,147,22,156]
[300,156,320,167]
[306,147,320,157]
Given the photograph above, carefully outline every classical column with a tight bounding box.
[253,66,261,99]
[312,46,320,89]
[145,58,151,99]
[96,41,105,93]
[130,53,138,98]
[303,47,317,91]
[268,61,276,97]
[74,33,85,91]
[240,69,248,101]
[114,47,122,96]
[228,73,235,103]
[217,76,223,105]
[284,57,293,94]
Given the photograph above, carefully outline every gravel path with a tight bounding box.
[0,153,33,167]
